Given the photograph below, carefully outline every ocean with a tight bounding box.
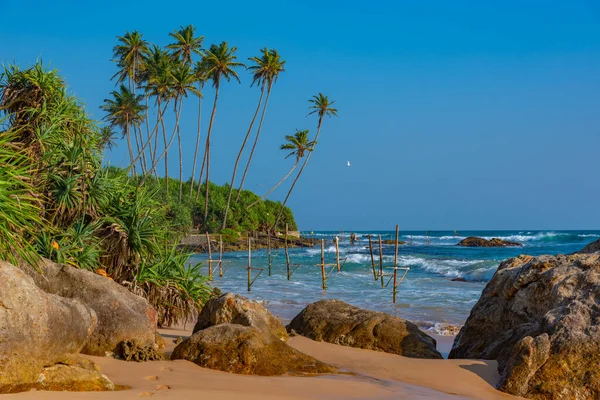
[191,230,600,336]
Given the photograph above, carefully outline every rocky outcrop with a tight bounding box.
[23,259,158,356]
[576,239,600,254]
[449,253,600,399]
[286,300,442,359]
[172,324,336,376]
[193,292,288,341]
[457,237,523,247]
[0,261,113,393]
[180,233,318,253]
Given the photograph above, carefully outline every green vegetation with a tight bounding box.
[104,26,336,233]
[0,24,336,326]
[0,62,210,327]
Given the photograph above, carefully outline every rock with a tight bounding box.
[193,292,288,341]
[0,261,102,393]
[451,277,468,282]
[449,253,600,399]
[286,300,442,359]
[22,258,158,356]
[174,336,184,345]
[172,324,336,376]
[380,239,407,245]
[31,358,114,392]
[457,237,523,247]
[576,239,600,254]
[154,332,166,352]
[118,339,163,362]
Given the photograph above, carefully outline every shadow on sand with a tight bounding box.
[459,361,499,387]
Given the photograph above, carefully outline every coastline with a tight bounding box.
[7,324,517,400]
[178,232,318,253]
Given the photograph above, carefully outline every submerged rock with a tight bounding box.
[576,238,600,254]
[457,237,523,247]
[449,253,600,399]
[193,292,288,341]
[23,258,158,356]
[172,323,336,376]
[286,300,442,359]
[0,261,111,393]
[380,239,407,245]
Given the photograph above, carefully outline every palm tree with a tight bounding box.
[169,62,201,202]
[101,84,147,174]
[199,42,244,225]
[272,93,337,231]
[111,30,149,91]
[167,25,204,66]
[99,126,118,152]
[235,49,285,202]
[111,31,149,172]
[191,61,209,199]
[247,129,315,209]
[143,46,174,188]
[221,48,281,229]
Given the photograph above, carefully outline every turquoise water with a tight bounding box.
[191,230,600,335]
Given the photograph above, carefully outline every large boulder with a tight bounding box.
[23,259,158,356]
[193,292,287,341]
[172,323,336,376]
[449,253,600,399]
[576,239,600,254]
[286,300,442,359]
[0,261,113,393]
[457,237,523,247]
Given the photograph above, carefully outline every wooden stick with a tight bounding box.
[393,225,399,303]
[394,225,399,268]
[247,236,251,292]
[267,234,272,276]
[321,239,327,290]
[219,234,223,277]
[205,231,212,279]
[378,234,384,288]
[368,235,377,280]
[335,237,341,272]
[285,224,290,280]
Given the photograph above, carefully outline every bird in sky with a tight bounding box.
[347,161,351,167]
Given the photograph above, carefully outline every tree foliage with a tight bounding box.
[0,62,211,326]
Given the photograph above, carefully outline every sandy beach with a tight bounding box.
[7,325,519,400]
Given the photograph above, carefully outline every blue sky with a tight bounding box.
[2,1,599,230]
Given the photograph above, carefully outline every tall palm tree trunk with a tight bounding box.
[272,116,323,231]
[127,102,165,172]
[144,95,153,173]
[136,126,148,174]
[221,83,266,229]
[141,107,179,182]
[203,83,220,224]
[195,146,207,203]
[189,86,204,198]
[152,99,162,179]
[235,82,273,202]
[162,105,169,194]
[125,116,136,175]
[175,98,184,202]
[247,162,298,209]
